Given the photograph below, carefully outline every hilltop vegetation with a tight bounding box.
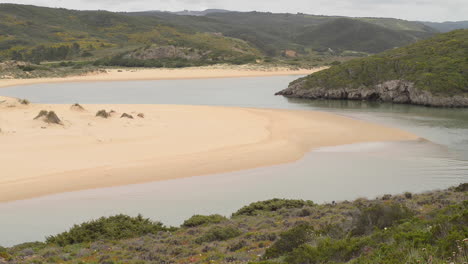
[0,4,441,74]
[136,11,435,56]
[1,184,466,264]
[277,29,468,107]
[0,4,261,68]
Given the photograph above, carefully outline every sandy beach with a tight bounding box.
[0,66,326,89]
[0,96,419,202]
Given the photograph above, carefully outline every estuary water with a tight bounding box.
[0,76,467,246]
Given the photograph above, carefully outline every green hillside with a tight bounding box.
[0,4,261,66]
[295,18,424,53]
[1,184,466,264]
[422,21,468,33]
[132,11,436,56]
[0,4,443,72]
[277,30,468,107]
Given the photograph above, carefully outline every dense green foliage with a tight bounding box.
[294,29,468,95]
[2,184,466,264]
[182,214,228,227]
[233,198,315,216]
[45,214,169,246]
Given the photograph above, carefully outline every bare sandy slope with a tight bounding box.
[0,96,418,202]
[0,66,326,89]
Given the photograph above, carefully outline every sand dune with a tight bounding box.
[0,96,418,202]
[0,66,327,89]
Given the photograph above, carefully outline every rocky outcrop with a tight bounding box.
[276,79,468,107]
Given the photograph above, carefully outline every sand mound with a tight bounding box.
[70,103,85,111]
[18,99,30,105]
[137,113,145,118]
[96,110,110,118]
[34,110,62,125]
[0,96,28,108]
[121,113,134,119]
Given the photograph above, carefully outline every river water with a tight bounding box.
[0,76,467,246]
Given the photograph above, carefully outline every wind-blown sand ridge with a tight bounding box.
[0,96,419,202]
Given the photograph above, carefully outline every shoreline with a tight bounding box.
[0,97,419,203]
[0,66,327,89]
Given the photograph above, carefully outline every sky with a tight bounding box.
[1,0,467,22]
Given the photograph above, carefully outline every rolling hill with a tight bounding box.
[0,4,444,70]
[0,4,261,66]
[131,10,437,56]
[276,30,468,107]
[422,21,468,32]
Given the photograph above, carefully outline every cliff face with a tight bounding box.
[276,79,468,107]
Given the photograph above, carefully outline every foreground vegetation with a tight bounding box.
[1,184,466,264]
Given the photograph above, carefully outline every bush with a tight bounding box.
[285,237,370,264]
[233,199,314,216]
[454,183,467,192]
[264,223,314,259]
[351,203,413,236]
[46,214,169,246]
[195,226,242,244]
[182,214,228,228]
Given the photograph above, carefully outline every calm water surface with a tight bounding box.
[0,76,467,246]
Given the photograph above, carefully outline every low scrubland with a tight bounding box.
[1,184,466,264]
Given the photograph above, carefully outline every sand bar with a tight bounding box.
[0,66,326,89]
[0,96,419,202]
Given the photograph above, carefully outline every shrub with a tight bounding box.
[351,203,413,236]
[182,214,228,228]
[264,223,314,259]
[46,214,169,246]
[285,236,370,264]
[195,226,242,244]
[233,199,314,216]
[454,183,468,192]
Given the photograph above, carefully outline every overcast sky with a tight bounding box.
[1,0,467,22]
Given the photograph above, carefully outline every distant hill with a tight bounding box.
[276,30,468,107]
[295,18,426,53]
[0,4,260,65]
[128,11,436,56]
[0,4,440,68]
[171,9,232,16]
[422,21,468,32]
